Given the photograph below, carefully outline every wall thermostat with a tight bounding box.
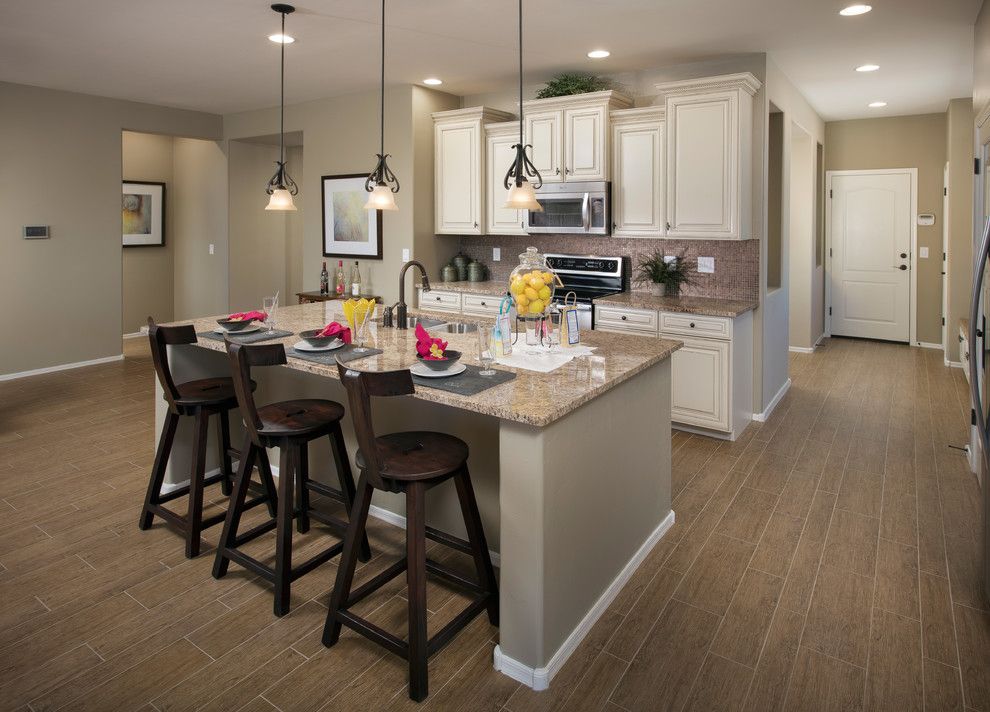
[917,214,935,226]
[23,226,50,239]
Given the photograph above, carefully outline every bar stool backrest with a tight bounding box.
[147,317,197,414]
[226,341,286,447]
[335,357,414,490]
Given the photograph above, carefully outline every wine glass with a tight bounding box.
[478,325,496,376]
[262,295,278,333]
[352,303,374,353]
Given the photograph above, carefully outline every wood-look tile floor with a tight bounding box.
[0,337,988,712]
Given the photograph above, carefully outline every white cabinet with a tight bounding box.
[485,122,527,235]
[657,73,761,240]
[670,336,729,431]
[462,293,503,317]
[434,107,513,235]
[417,288,461,313]
[610,108,665,237]
[523,91,631,184]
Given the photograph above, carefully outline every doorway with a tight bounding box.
[826,168,917,343]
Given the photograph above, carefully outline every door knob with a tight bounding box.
[899,252,907,258]
[897,265,908,270]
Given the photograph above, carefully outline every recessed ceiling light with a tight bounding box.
[856,64,880,72]
[839,4,872,16]
[268,33,294,43]
[423,78,443,86]
[587,50,610,59]
[868,101,887,108]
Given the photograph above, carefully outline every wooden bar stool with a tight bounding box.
[322,359,498,702]
[214,341,371,617]
[140,318,276,558]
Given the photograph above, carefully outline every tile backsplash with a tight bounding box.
[454,235,760,301]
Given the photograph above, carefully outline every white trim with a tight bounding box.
[0,354,124,382]
[160,464,232,495]
[942,162,949,353]
[915,341,943,350]
[123,331,144,340]
[825,168,919,346]
[654,72,762,97]
[753,378,791,422]
[945,360,964,369]
[492,510,676,691]
[788,345,815,354]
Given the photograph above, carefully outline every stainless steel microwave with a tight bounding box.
[526,181,610,235]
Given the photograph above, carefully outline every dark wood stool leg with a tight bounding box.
[217,409,234,496]
[323,473,374,647]
[213,436,257,579]
[273,442,296,617]
[454,467,499,626]
[406,481,429,702]
[185,408,210,558]
[329,426,371,562]
[139,411,179,530]
[256,447,278,518]
[296,443,310,534]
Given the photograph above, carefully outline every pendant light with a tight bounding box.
[503,0,543,212]
[265,3,298,211]
[364,0,399,211]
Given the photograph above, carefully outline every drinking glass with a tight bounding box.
[262,295,278,332]
[352,304,374,353]
[478,325,496,376]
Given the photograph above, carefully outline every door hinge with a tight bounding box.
[942,317,946,326]
[829,307,832,315]
[829,189,833,198]
[972,408,977,426]
[976,157,981,175]
[944,187,948,196]
[829,247,833,257]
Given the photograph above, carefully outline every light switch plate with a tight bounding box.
[493,247,501,261]
[697,256,715,274]
[401,248,410,262]
[919,247,929,258]
[209,243,214,255]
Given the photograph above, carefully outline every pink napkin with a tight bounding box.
[415,323,448,360]
[317,322,351,344]
[227,310,267,322]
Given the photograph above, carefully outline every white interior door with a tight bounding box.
[828,170,913,342]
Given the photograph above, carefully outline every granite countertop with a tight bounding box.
[593,292,759,318]
[422,280,507,296]
[175,303,680,428]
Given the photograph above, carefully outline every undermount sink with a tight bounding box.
[434,322,478,334]
[399,316,446,329]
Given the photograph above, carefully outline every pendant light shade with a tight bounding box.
[365,0,400,210]
[503,0,543,212]
[265,4,299,211]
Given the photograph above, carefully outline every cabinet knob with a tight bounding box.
[555,167,560,175]
[480,301,486,306]
[689,322,696,328]
[666,221,671,231]
[621,315,628,321]
[959,334,964,343]
[435,296,441,301]
[473,222,478,228]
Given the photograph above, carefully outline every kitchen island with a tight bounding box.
[157,302,679,690]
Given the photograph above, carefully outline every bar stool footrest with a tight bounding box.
[424,559,486,597]
[305,480,347,504]
[233,518,278,547]
[346,558,409,608]
[337,610,408,659]
[424,526,473,556]
[427,594,491,657]
[157,469,228,504]
[306,509,349,534]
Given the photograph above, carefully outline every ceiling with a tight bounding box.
[0,0,980,121]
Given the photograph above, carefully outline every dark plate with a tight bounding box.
[416,350,462,371]
[217,318,255,332]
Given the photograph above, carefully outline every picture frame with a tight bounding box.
[122,180,166,247]
[321,173,383,260]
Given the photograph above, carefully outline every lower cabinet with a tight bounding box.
[670,336,729,432]
[416,288,461,313]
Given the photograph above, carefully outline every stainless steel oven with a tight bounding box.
[526,181,610,235]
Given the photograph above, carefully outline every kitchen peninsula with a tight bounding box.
[157,302,680,689]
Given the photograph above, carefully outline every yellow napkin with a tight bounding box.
[342,298,376,335]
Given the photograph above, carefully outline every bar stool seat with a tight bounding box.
[175,378,240,409]
[257,399,345,437]
[356,432,469,481]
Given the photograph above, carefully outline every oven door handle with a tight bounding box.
[581,193,590,231]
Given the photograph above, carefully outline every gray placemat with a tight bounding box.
[412,364,516,396]
[198,329,294,344]
[287,344,383,365]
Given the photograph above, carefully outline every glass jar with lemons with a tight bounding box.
[508,247,561,345]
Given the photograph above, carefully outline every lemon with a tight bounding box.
[517,293,530,307]
[528,276,544,289]
[542,272,554,284]
[510,280,525,295]
[538,286,551,301]
[524,287,538,301]
[528,299,545,314]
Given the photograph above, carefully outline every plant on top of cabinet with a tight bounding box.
[535,73,613,99]
[636,250,694,297]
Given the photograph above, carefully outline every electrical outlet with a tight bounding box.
[401,248,410,262]
[663,255,676,264]
[493,247,501,261]
[697,256,715,273]
[919,247,929,258]
[208,243,214,255]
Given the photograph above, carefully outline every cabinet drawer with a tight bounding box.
[594,305,658,334]
[462,293,503,317]
[418,289,461,313]
[660,312,731,340]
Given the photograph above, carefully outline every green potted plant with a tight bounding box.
[535,73,612,99]
[636,250,694,297]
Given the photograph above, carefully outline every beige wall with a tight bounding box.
[825,113,947,346]
[122,131,175,334]
[946,98,974,362]
[0,81,220,377]
[788,122,817,350]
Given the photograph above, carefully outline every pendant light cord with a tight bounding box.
[279,10,286,167]
[380,0,385,156]
[518,0,523,147]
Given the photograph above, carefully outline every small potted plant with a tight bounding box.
[636,250,693,297]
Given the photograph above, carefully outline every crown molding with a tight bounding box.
[609,105,666,124]
[522,89,633,112]
[432,106,514,123]
[655,72,762,97]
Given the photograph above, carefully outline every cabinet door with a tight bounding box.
[564,105,607,181]
[670,335,730,432]
[525,110,562,182]
[436,121,482,234]
[486,132,526,234]
[611,120,663,237]
[665,92,738,238]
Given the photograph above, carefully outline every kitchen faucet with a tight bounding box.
[386,260,431,329]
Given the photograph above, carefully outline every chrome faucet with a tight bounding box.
[390,260,431,329]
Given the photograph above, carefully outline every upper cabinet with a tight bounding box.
[657,72,761,240]
[434,107,513,235]
[610,107,665,238]
[485,121,527,235]
[524,91,632,183]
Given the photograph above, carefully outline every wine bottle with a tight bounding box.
[320,261,329,295]
[335,260,346,296]
[350,261,362,297]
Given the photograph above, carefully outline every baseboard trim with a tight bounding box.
[945,359,963,369]
[160,464,230,495]
[493,509,676,690]
[915,341,943,350]
[0,354,124,382]
[753,378,791,422]
[788,345,815,354]
[122,331,145,340]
